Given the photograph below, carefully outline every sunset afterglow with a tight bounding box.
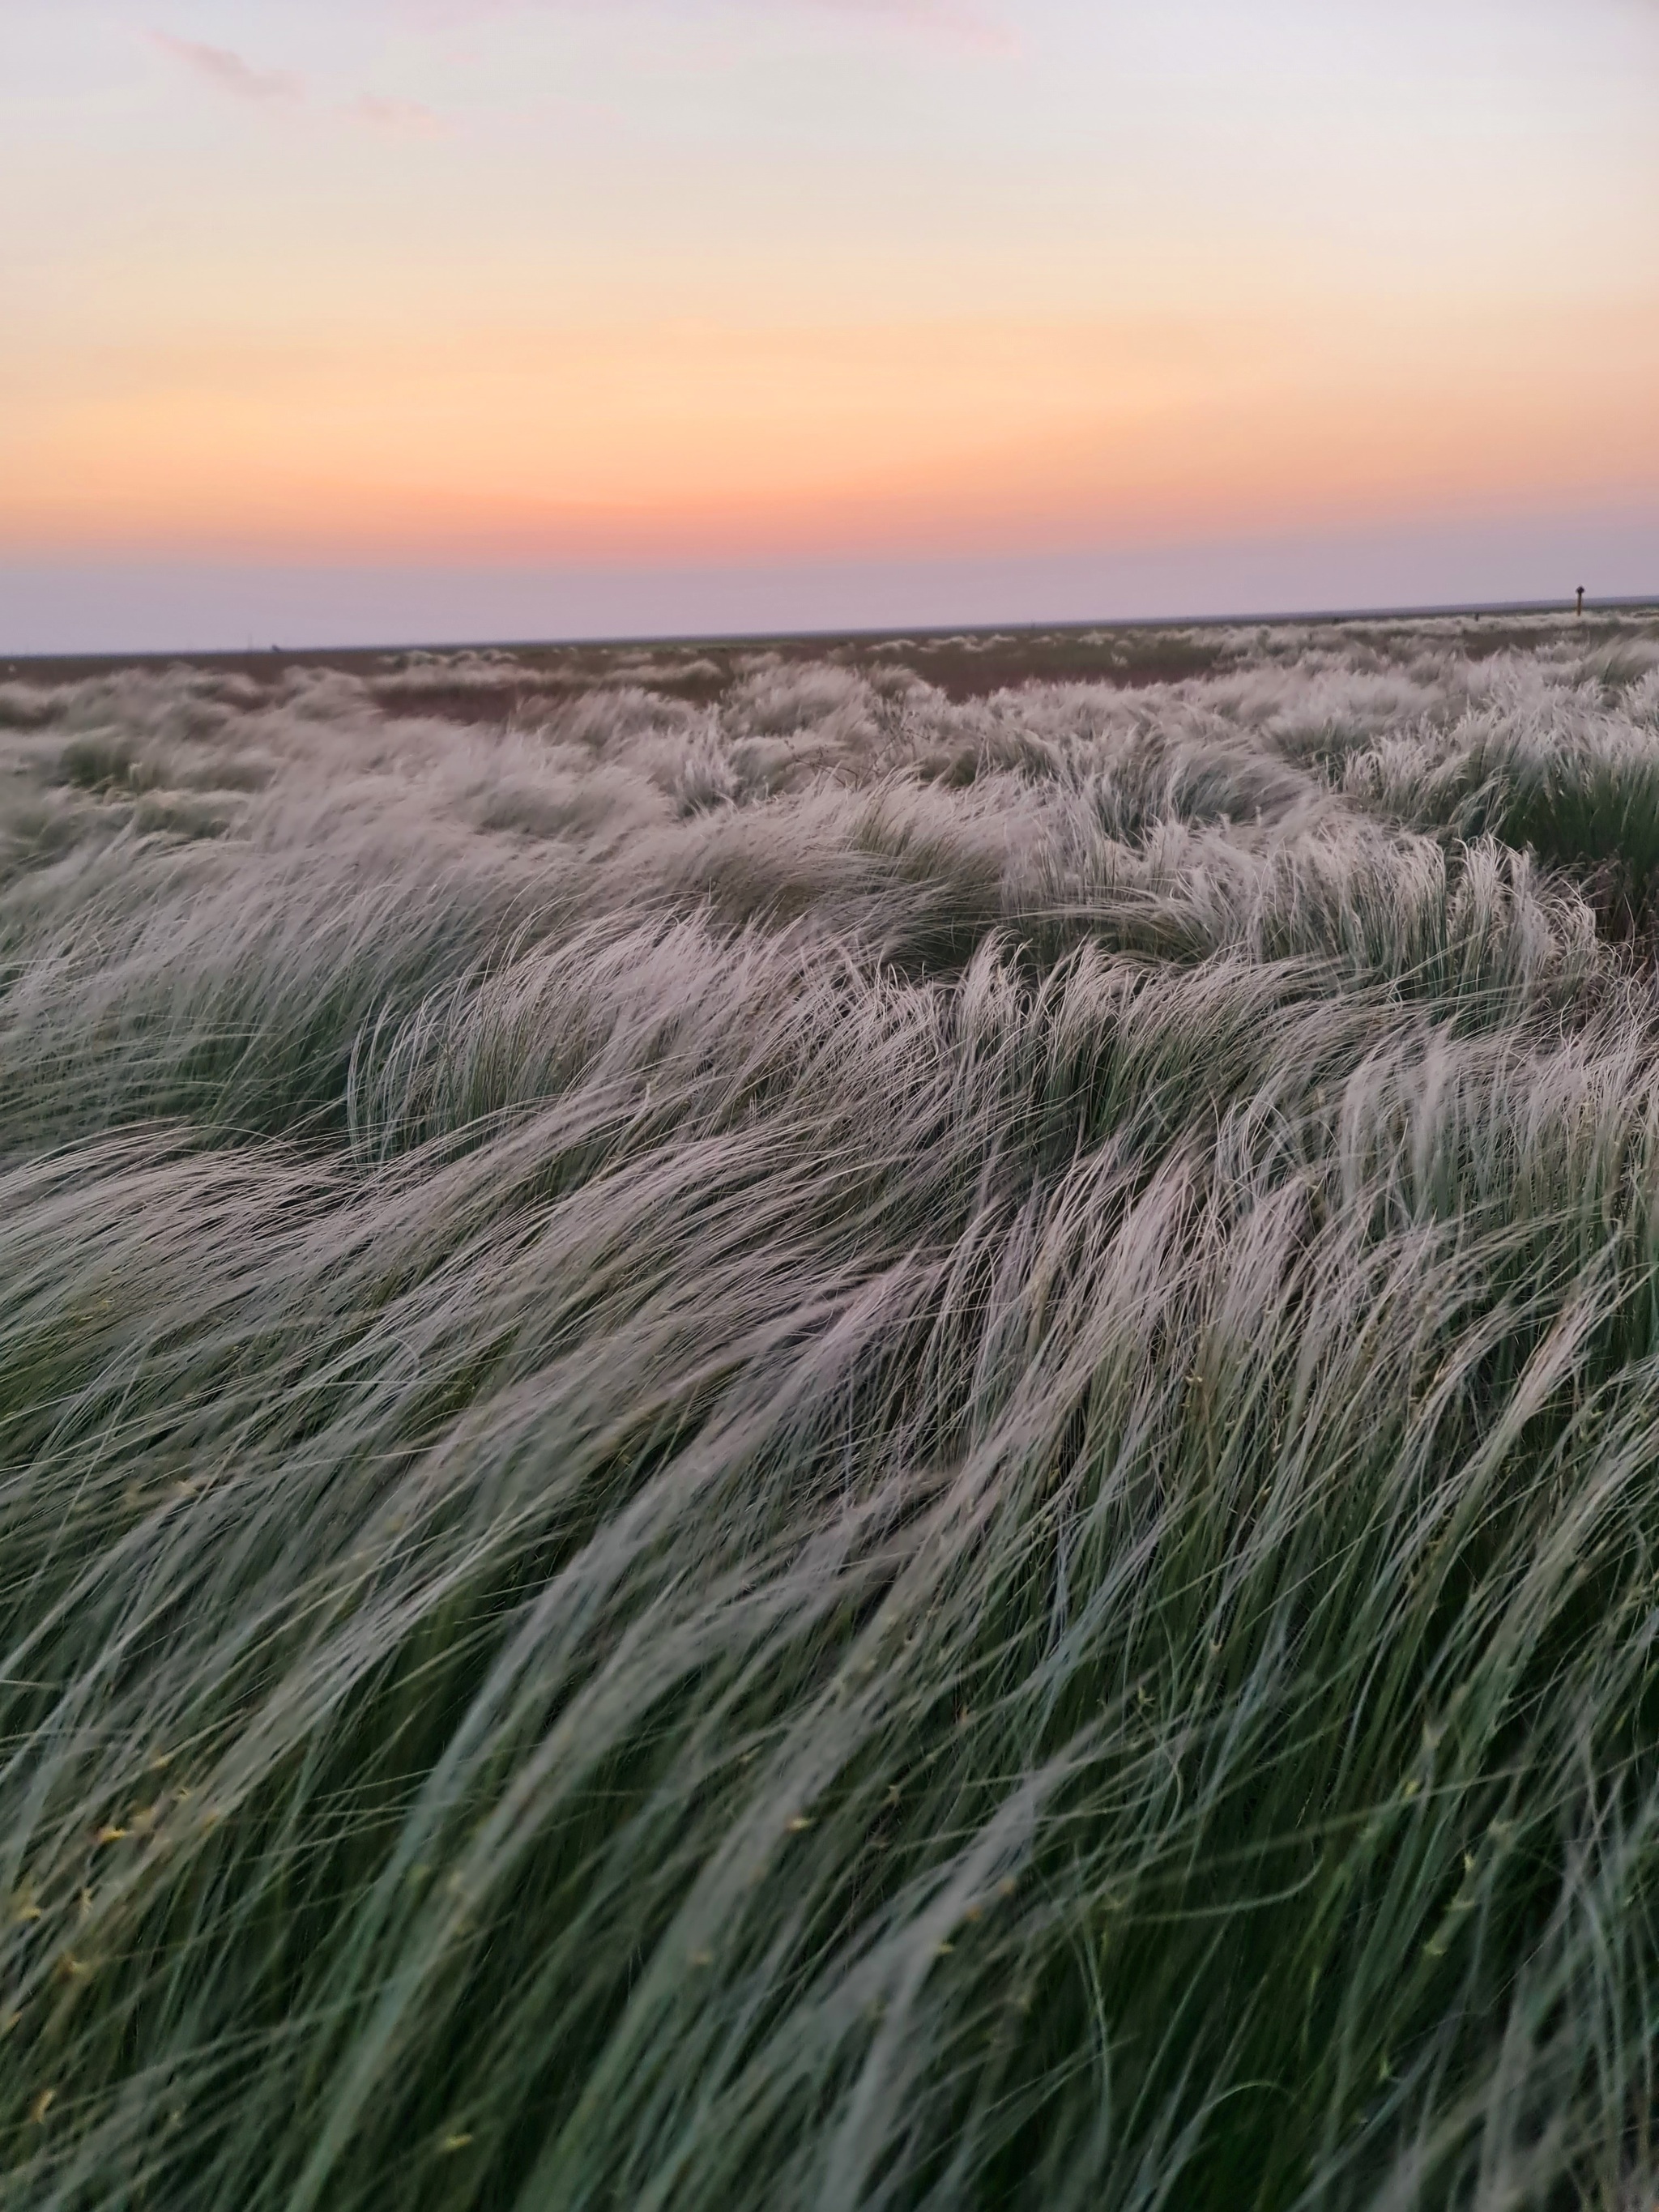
[5,0,1657,643]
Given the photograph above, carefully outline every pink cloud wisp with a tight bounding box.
[148,32,304,103]
[810,0,1016,54]
[348,92,449,136]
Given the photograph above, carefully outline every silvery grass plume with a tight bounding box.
[2,612,1659,2210]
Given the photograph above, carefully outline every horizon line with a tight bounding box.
[5,591,1657,674]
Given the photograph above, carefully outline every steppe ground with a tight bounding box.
[4,607,1659,2210]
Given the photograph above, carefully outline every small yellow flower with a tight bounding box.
[438,2132,473,2155]
[96,1826,129,1846]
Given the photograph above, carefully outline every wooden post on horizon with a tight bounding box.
[1576,586,1585,619]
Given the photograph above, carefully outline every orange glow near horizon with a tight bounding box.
[5,0,1658,592]
[6,300,1658,565]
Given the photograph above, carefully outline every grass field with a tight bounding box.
[4,608,1659,2210]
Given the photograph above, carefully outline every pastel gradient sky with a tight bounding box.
[4,0,1658,649]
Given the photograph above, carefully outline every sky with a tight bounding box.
[3,0,1657,650]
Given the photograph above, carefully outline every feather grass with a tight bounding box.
[3,613,1659,2209]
